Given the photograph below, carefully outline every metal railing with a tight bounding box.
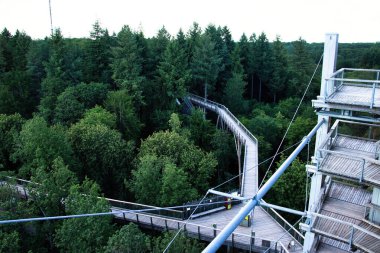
[260,199,305,245]
[188,94,258,143]
[115,210,290,253]
[189,93,305,250]
[0,176,186,219]
[316,120,380,184]
[325,68,380,108]
[241,144,248,196]
[310,211,380,252]
[106,198,185,220]
[183,193,239,219]
[313,177,332,214]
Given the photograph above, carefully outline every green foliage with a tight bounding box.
[111,25,145,108]
[222,46,248,114]
[55,179,114,253]
[83,21,112,84]
[12,116,74,176]
[103,223,150,253]
[185,109,215,150]
[79,106,116,129]
[168,113,182,134]
[0,180,45,252]
[223,73,247,115]
[39,77,68,122]
[39,29,71,122]
[190,34,222,97]
[30,157,78,216]
[130,130,216,205]
[0,179,23,216]
[204,24,229,90]
[105,90,141,139]
[152,232,204,253]
[27,157,78,251]
[54,89,85,125]
[73,82,109,108]
[0,230,21,253]
[130,154,164,205]
[54,82,109,125]
[251,32,274,102]
[157,40,190,109]
[361,43,380,68]
[287,38,317,99]
[270,36,288,102]
[146,26,171,78]
[267,157,308,211]
[0,70,34,116]
[160,162,197,206]
[211,129,237,181]
[69,119,134,196]
[242,111,285,160]
[0,30,36,116]
[0,113,24,171]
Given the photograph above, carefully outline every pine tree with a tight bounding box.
[84,21,112,84]
[239,33,250,79]
[251,32,273,102]
[146,26,171,78]
[111,25,145,108]
[39,29,70,122]
[223,46,247,114]
[186,22,202,64]
[157,40,191,109]
[270,36,288,103]
[287,38,315,98]
[190,34,222,99]
[176,29,187,52]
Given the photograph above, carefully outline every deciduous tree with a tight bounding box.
[55,179,114,253]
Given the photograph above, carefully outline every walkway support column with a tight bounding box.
[304,33,338,253]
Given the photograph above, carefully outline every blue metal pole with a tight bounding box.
[203,119,325,253]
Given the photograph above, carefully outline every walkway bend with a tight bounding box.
[188,94,258,197]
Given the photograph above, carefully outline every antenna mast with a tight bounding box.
[49,0,53,36]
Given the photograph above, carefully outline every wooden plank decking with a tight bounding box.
[317,242,351,253]
[326,85,380,108]
[113,204,303,252]
[319,135,380,187]
[188,95,258,198]
[312,181,380,253]
[217,107,258,198]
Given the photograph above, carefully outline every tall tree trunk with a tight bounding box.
[203,82,207,119]
[251,75,254,99]
[259,79,262,102]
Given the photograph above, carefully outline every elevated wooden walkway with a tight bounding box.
[312,68,380,114]
[1,178,301,253]
[188,94,258,197]
[326,85,380,108]
[112,203,302,252]
[316,120,380,187]
[311,181,380,253]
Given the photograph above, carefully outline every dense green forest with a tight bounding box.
[1,21,380,252]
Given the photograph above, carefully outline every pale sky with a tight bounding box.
[0,0,379,42]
